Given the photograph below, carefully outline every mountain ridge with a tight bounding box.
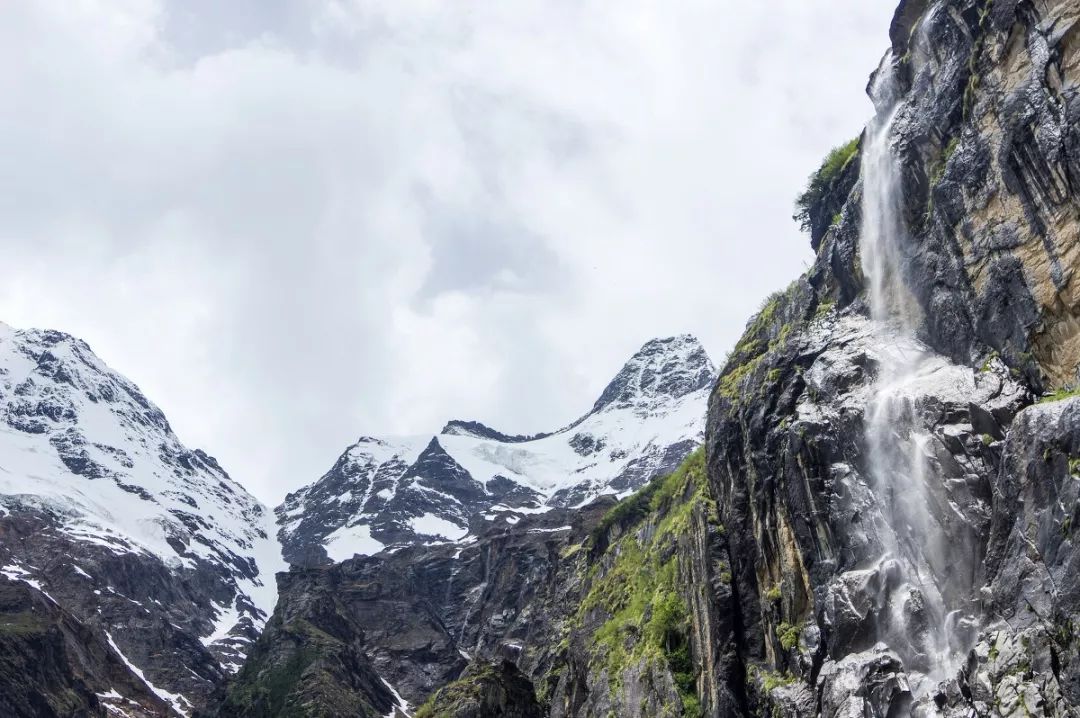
[0,321,285,714]
[275,334,716,567]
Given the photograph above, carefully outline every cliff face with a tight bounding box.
[707,0,1080,714]
[219,451,734,718]
[219,502,610,717]
[811,0,1080,390]
[0,576,172,718]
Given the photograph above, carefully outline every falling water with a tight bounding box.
[859,11,975,695]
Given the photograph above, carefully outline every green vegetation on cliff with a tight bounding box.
[414,660,543,718]
[793,137,859,234]
[715,280,813,413]
[413,662,495,718]
[574,448,712,717]
[219,614,387,718]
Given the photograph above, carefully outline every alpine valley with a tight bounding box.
[5,0,1080,716]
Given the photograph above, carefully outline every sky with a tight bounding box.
[0,1,896,506]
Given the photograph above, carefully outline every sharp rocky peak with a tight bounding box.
[439,420,548,443]
[0,320,284,713]
[590,334,716,413]
[441,335,717,437]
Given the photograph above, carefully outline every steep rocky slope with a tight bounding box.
[217,2,1080,716]
[0,323,284,714]
[413,661,544,718]
[220,449,731,718]
[705,0,1080,713]
[0,575,172,718]
[277,335,715,567]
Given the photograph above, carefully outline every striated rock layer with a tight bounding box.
[705,0,1080,713]
[220,449,733,717]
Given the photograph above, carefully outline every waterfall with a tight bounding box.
[858,9,975,695]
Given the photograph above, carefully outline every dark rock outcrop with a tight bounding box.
[0,576,172,717]
[414,661,544,718]
[221,502,606,715]
[700,0,1080,714]
[220,451,729,717]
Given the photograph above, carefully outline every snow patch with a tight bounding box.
[380,676,411,718]
[1,563,57,604]
[105,631,192,716]
[202,598,240,648]
[324,523,385,561]
[407,514,467,540]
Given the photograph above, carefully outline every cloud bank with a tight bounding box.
[0,1,895,502]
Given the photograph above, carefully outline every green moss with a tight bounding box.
[925,136,962,223]
[0,611,46,635]
[589,477,666,551]
[1039,387,1080,404]
[793,138,859,234]
[560,542,583,559]
[775,622,801,651]
[1052,618,1075,648]
[414,662,502,718]
[981,434,994,446]
[764,584,782,604]
[716,355,765,402]
[223,644,317,716]
[589,448,708,554]
[929,136,960,188]
[717,561,732,585]
[753,667,796,693]
[716,283,804,410]
[980,350,999,372]
[814,299,835,320]
[574,449,711,711]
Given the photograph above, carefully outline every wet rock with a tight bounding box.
[414,660,544,718]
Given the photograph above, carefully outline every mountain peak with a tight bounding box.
[591,334,716,413]
[439,420,549,443]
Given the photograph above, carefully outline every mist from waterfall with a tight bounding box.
[858,9,977,696]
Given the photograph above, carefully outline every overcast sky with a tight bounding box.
[1,1,894,505]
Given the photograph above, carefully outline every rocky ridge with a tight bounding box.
[0,323,284,714]
[276,335,715,567]
[220,448,731,718]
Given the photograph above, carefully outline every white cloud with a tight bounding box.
[0,0,895,503]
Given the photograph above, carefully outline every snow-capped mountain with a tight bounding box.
[0,322,284,714]
[277,335,716,566]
